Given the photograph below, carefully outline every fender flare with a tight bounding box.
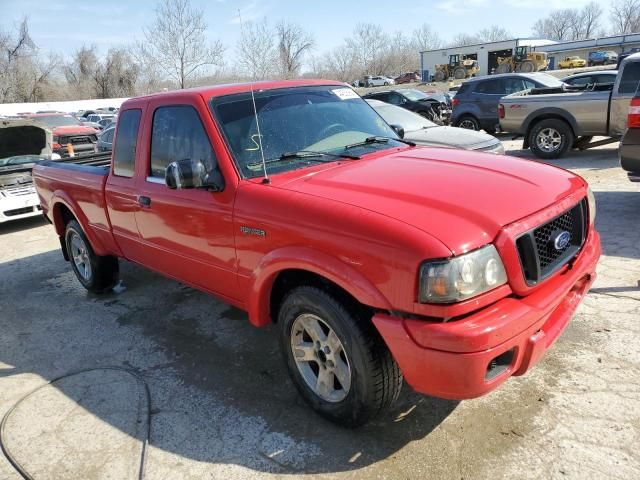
[247,246,393,327]
[50,191,109,256]
[523,108,582,148]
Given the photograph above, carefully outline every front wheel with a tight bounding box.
[65,220,119,293]
[529,119,574,159]
[278,286,402,427]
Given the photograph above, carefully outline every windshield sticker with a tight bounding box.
[332,88,359,100]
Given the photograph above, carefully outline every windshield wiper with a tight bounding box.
[280,150,361,161]
[246,150,360,169]
[344,136,416,150]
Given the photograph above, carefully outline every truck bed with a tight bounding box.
[33,152,114,251]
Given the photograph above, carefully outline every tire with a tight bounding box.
[65,220,119,293]
[495,63,511,74]
[384,82,389,86]
[278,286,402,427]
[455,115,480,131]
[519,60,535,73]
[453,67,466,80]
[434,70,446,82]
[528,118,574,159]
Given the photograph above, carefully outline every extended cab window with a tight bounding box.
[150,105,221,181]
[112,109,141,177]
[618,62,640,94]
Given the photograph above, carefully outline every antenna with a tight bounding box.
[238,9,270,184]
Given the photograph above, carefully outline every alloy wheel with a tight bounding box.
[290,313,351,402]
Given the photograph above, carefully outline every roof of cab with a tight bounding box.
[121,79,348,108]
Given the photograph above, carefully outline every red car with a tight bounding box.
[33,80,600,426]
[24,113,98,157]
[394,72,420,84]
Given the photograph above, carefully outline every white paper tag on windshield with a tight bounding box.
[332,88,359,100]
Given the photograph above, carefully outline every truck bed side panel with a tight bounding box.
[33,162,119,256]
[501,91,610,136]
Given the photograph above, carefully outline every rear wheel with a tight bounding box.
[434,70,446,82]
[65,220,119,293]
[495,63,511,74]
[529,119,574,159]
[456,115,480,131]
[278,286,402,427]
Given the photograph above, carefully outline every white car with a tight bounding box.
[0,119,56,224]
[364,75,395,87]
[367,99,504,154]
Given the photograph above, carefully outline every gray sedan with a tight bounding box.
[367,99,504,154]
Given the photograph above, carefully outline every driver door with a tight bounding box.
[133,99,239,301]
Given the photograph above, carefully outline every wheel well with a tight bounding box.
[525,115,575,149]
[53,204,77,260]
[269,269,371,323]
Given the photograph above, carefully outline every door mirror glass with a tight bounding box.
[165,158,224,191]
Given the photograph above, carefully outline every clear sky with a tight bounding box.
[0,0,599,60]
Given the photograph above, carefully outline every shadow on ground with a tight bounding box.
[0,248,459,476]
[0,216,47,235]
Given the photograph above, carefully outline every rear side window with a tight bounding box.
[474,79,504,94]
[112,109,141,178]
[150,105,220,179]
[618,62,640,94]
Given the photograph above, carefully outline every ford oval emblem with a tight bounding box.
[553,231,571,250]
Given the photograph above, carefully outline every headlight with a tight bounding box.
[419,245,508,303]
[478,142,505,155]
[587,186,596,224]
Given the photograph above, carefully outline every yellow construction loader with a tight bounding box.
[434,55,480,82]
[495,46,549,74]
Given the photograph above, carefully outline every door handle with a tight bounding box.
[138,196,151,208]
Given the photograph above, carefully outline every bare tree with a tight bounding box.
[64,45,99,98]
[346,23,390,75]
[321,45,358,81]
[236,18,277,80]
[610,0,640,34]
[477,25,512,42]
[412,23,442,51]
[140,0,224,89]
[532,9,575,40]
[0,17,36,102]
[581,2,603,38]
[276,21,314,79]
[92,49,139,98]
[448,33,481,47]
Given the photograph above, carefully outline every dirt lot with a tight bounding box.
[1,140,639,479]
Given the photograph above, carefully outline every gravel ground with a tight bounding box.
[0,140,638,479]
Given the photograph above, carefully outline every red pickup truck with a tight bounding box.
[34,80,601,426]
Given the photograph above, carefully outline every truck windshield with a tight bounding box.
[210,85,402,178]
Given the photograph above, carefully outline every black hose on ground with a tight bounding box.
[0,366,151,480]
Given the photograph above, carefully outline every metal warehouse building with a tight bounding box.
[420,33,640,80]
[420,38,556,80]
[536,33,640,70]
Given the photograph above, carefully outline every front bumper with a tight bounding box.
[373,229,600,400]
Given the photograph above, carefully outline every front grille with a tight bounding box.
[59,135,96,145]
[516,200,588,285]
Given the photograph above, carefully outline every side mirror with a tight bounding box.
[165,158,224,192]
[390,124,405,139]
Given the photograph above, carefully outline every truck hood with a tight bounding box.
[1,118,53,160]
[405,126,499,150]
[52,125,98,136]
[276,147,584,254]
